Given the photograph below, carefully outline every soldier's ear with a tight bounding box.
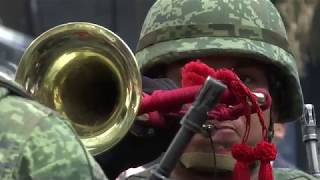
[273,123,286,139]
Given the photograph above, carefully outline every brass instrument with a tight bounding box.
[15,22,142,155]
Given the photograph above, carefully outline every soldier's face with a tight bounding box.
[166,56,274,154]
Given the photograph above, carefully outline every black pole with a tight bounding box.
[149,77,226,180]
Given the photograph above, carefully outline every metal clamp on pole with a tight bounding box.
[148,77,226,180]
[301,104,320,178]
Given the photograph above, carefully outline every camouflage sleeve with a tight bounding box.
[0,94,108,180]
[16,114,108,180]
[273,168,319,180]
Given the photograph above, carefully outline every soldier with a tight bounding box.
[0,78,108,180]
[119,0,318,179]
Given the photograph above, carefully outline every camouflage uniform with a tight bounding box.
[0,80,108,180]
[122,0,318,179]
[118,162,317,180]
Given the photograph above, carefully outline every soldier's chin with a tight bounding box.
[180,152,235,173]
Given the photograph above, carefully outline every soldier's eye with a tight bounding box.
[239,75,254,86]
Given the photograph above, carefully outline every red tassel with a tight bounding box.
[232,144,255,180]
[254,141,277,180]
[181,60,215,87]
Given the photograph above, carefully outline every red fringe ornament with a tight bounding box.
[232,144,255,180]
[255,141,277,180]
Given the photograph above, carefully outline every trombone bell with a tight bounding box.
[15,22,142,155]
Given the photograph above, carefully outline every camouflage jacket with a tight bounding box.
[119,167,318,180]
[118,160,318,180]
[0,85,108,180]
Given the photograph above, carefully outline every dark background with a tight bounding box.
[0,0,319,179]
[0,0,155,49]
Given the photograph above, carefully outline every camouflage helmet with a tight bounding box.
[136,0,304,123]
